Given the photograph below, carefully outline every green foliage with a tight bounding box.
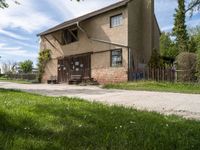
[37,49,51,82]
[160,32,178,58]
[173,0,189,52]
[19,60,33,73]
[104,81,200,94]
[148,49,163,68]
[176,52,197,82]
[188,36,198,52]
[196,49,200,81]
[188,25,200,52]
[0,89,200,149]
[0,0,8,9]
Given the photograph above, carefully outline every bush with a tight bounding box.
[148,49,163,68]
[19,60,33,73]
[37,49,51,83]
[196,49,200,82]
[176,52,197,82]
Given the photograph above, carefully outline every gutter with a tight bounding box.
[76,22,128,48]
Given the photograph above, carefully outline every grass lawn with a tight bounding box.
[0,77,32,84]
[0,89,200,150]
[104,81,200,94]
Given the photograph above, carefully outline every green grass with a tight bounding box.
[104,81,200,94]
[0,77,32,84]
[0,89,200,149]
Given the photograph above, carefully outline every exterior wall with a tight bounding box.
[40,6,128,83]
[91,48,128,84]
[128,0,143,69]
[153,16,160,52]
[128,0,155,69]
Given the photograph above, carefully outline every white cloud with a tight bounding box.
[0,0,59,33]
[14,41,38,49]
[0,42,38,58]
[161,25,174,31]
[44,0,119,20]
[187,18,200,27]
[0,29,29,40]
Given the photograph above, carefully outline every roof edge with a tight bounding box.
[37,0,130,36]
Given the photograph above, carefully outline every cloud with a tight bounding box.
[187,18,200,27]
[44,0,119,20]
[0,42,38,58]
[14,41,38,49]
[0,0,59,33]
[0,29,28,40]
[155,0,177,32]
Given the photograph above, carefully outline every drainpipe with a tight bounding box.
[76,22,90,38]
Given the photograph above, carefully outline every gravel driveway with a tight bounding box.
[1,81,200,120]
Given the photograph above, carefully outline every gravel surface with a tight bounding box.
[1,81,200,120]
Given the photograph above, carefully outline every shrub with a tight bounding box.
[196,49,200,82]
[176,52,197,82]
[148,49,163,68]
[37,49,51,83]
[19,60,33,73]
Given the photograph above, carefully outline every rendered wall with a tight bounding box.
[128,0,156,69]
[40,6,129,83]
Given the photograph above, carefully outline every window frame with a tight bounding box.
[110,13,123,28]
[62,28,79,45]
[110,49,123,67]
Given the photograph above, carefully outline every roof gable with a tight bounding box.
[38,0,130,36]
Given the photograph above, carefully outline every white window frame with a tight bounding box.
[110,14,123,28]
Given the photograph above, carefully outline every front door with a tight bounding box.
[70,54,91,80]
[58,54,91,83]
[58,58,70,83]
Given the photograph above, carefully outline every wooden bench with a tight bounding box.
[47,76,57,84]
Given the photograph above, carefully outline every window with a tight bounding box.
[110,14,123,28]
[62,28,78,44]
[111,49,122,67]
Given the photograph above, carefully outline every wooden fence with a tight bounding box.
[4,73,37,81]
[130,67,176,82]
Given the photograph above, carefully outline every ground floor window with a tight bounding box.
[111,49,122,67]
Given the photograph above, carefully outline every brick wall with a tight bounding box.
[92,67,128,84]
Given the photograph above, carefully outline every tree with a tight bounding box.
[0,0,20,9]
[188,26,200,81]
[0,0,8,9]
[176,52,197,82]
[19,60,33,73]
[160,32,178,58]
[186,0,200,15]
[188,25,200,52]
[196,48,200,82]
[173,0,189,53]
[1,60,18,74]
[148,49,163,68]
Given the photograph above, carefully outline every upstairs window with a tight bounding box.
[111,49,122,67]
[110,14,123,28]
[62,28,78,44]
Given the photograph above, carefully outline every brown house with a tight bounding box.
[38,0,160,84]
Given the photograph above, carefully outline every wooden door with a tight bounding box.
[58,58,70,83]
[69,54,91,80]
[58,54,91,83]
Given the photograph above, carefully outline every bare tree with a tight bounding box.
[1,60,18,74]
